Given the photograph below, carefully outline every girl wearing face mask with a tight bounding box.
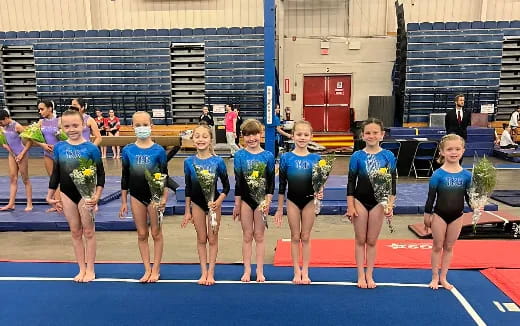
[70,98,102,146]
[119,111,169,283]
[46,109,105,283]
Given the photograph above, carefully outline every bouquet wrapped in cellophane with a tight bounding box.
[20,123,46,143]
[367,159,394,233]
[468,155,497,234]
[245,161,269,228]
[69,158,98,222]
[56,129,68,141]
[0,128,6,145]
[194,164,218,232]
[312,154,335,215]
[145,169,167,226]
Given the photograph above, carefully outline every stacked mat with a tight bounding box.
[491,190,520,207]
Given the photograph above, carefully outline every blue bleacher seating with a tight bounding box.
[169,29,181,36]
[229,27,241,35]
[511,21,520,28]
[6,31,16,38]
[193,28,204,35]
[458,22,471,29]
[419,22,433,30]
[432,22,445,30]
[254,27,264,33]
[241,27,254,34]
[471,21,485,29]
[145,29,158,37]
[217,28,229,35]
[28,31,40,38]
[157,29,169,36]
[497,21,510,28]
[485,21,498,29]
[445,22,458,30]
[181,28,193,36]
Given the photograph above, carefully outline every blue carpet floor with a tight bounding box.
[0,263,518,326]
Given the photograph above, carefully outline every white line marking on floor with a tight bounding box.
[485,211,509,224]
[493,301,506,312]
[503,302,520,312]
[451,287,487,326]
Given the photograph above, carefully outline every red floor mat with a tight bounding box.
[482,268,520,306]
[273,239,520,269]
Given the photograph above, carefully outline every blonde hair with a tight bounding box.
[292,119,313,134]
[241,119,263,136]
[192,122,216,155]
[131,111,152,125]
[437,134,465,164]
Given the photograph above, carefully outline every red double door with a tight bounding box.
[303,75,351,132]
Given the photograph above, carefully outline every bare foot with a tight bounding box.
[292,270,302,284]
[206,273,216,286]
[0,205,15,211]
[440,279,453,290]
[366,277,377,289]
[198,272,208,285]
[148,271,160,283]
[46,207,57,213]
[241,271,251,282]
[73,270,86,283]
[429,276,440,290]
[82,270,96,283]
[301,271,311,285]
[139,270,152,283]
[357,277,368,289]
[25,206,33,212]
[256,272,266,283]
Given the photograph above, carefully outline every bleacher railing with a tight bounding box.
[39,95,172,125]
[404,90,499,123]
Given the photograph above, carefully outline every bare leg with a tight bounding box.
[430,215,447,290]
[0,155,18,210]
[252,208,266,282]
[18,155,33,211]
[365,204,385,289]
[439,216,463,290]
[61,194,86,282]
[206,208,221,286]
[148,204,163,283]
[240,203,254,282]
[78,199,96,282]
[352,199,369,288]
[131,197,152,283]
[300,201,316,284]
[192,204,209,285]
[286,200,302,284]
[43,156,60,212]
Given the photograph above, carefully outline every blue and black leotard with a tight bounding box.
[347,149,397,211]
[49,141,105,204]
[278,151,321,210]
[234,149,275,210]
[121,143,168,206]
[424,168,472,224]
[184,155,230,212]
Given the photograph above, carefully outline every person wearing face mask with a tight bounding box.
[119,111,169,283]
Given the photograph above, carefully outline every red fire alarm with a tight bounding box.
[320,48,329,55]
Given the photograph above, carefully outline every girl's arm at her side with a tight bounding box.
[89,118,102,146]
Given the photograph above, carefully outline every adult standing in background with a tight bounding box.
[70,98,102,146]
[445,94,471,140]
[225,104,239,157]
[234,107,243,148]
[199,106,215,145]
[106,109,121,159]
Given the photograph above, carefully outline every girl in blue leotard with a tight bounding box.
[119,111,169,283]
[0,109,32,211]
[424,134,471,290]
[274,120,323,284]
[346,118,396,289]
[233,119,275,282]
[181,123,230,286]
[46,109,105,283]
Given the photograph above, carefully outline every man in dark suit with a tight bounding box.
[445,94,471,140]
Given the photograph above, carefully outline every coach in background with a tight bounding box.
[445,94,471,140]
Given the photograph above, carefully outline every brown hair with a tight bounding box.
[292,119,313,134]
[454,94,465,102]
[192,122,215,155]
[437,134,465,164]
[61,109,84,123]
[240,119,263,136]
[361,118,384,132]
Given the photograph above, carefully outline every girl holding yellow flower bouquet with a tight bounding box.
[346,118,396,289]
[233,119,275,283]
[119,111,169,283]
[274,120,323,284]
[46,109,105,282]
[181,123,230,286]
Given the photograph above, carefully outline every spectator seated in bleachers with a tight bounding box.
[500,123,518,149]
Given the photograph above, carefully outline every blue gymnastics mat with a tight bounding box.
[0,262,518,326]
